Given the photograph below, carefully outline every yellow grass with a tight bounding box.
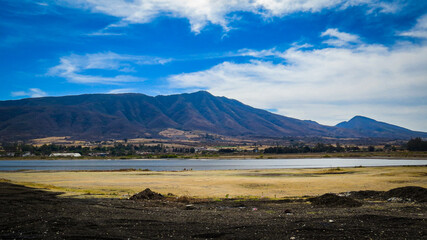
[30,136,87,146]
[1,166,426,199]
[158,128,201,139]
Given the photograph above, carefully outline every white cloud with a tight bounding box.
[341,0,400,13]
[48,52,170,84]
[107,88,136,94]
[236,48,285,58]
[35,2,49,7]
[169,30,427,131]
[59,0,400,33]
[400,14,427,39]
[321,28,360,46]
[11,88,47,98]
[87,31,125,36]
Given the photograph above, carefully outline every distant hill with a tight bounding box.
[0,91,425,141]
[336,116,427,139]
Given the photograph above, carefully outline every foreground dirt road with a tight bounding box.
[1,182,426,239]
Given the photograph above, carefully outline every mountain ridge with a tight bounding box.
[0,91,425,141]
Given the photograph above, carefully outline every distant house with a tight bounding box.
[136,151,155,155]
[22,152,34,157]
[49,153,81,157]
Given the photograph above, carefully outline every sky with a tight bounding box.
[1,0,427,131]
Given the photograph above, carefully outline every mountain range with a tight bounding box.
[0,91,425,141]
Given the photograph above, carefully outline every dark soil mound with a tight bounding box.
[347,190,383,200]
[383,186,427,202]
[309,193,362,207]
[130,188,164,200]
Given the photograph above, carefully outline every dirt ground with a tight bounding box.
[1,182,426,239]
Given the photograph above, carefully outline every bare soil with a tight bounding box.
[1,182,426,239]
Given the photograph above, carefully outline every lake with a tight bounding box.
[0,158,426,171]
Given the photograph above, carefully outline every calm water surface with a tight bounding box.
[0,158,426,171]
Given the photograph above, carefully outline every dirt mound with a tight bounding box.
[309,193,362,207]
[130,188,164,200]
[347,190,383,200]
[383,186,427,202]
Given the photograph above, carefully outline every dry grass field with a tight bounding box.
[1,166,426,199]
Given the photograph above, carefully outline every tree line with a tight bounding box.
[0,143,195,157]
[264,143,366,154]
[406,137,427,151]
[0,138,426,157]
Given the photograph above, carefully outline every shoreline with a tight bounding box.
[1,164,427,173]
[1,151,427,161]
[1,158,426,172]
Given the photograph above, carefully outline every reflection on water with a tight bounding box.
[0,158,426,171]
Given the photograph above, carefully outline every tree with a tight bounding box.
[407,138,427,151]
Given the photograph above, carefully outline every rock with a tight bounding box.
[185,204,195,210]
[387,197,404,203]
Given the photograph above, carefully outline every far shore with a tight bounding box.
[2,151,427,160]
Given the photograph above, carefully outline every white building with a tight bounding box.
[49,153,81,157]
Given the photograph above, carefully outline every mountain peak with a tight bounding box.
[336,116,388,128]
[349,115,375,122]
[163,90,214,99]
[336,116,427,139]
[189,90,214,96]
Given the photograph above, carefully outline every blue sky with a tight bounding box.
[1,0,427,131]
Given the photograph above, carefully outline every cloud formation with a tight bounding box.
[321,28,360,46]
[48,52,170,84]
[60,0,399,33]
[11,88,47,98]
[169,29,427,130]
[400,14,427,39]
